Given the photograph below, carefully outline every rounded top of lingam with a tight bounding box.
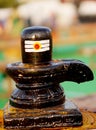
[21,26,52,64]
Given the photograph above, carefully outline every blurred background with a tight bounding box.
[0,0,96,111]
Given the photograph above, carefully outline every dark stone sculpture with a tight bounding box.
[4,26,94,129]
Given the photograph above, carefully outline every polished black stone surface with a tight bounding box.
[4,26,94,128]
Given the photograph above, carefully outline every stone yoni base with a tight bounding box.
[4,100,82,129]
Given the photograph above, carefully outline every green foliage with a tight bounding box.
[0,0,20,8]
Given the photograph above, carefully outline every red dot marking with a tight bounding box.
[34,42,41,50]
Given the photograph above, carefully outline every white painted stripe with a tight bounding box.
[25,47,49,52]
[40,40,49,44]
[25,40,49,45]
[25,40,32,44]
[25,43,49,49]
[25,44,33,48]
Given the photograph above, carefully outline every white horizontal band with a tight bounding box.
[25,40,49,45]
[24,39,50,52]
[25,47,50,52]
[25,43,49,48]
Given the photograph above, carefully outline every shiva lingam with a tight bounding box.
[4,26,94,129]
